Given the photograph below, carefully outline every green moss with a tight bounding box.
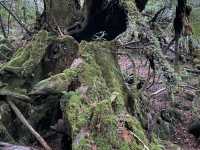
[90,100,122,149]
[79,42,104,84]
[0,30,48,77]
[121,0,139,19]
[31,68,79,94]
[48,35,79,53]
[191,8,200,39]
[62,91,91,136]
[150,137,165,150]
[0,44,13,61]
[79,42,111,102]
[79,41,126,111]
[73,138,91,150]
[126,115,148,144]
[192,23,200,38]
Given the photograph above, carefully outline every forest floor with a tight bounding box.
[2,47,199,150]
[119,56,200,150]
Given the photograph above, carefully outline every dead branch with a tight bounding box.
[0,1,32,35]
[7,100,52,150]
[129,131,150,150]
[150,88,167,97]
[146,72,156,90]
[150,7,167,23]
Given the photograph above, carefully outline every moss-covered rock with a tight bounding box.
[31,68,79,95]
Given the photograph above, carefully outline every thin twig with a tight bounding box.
[0,52,10,60]
[129,131,150,150]
[146,71,156,90]
[53,17,64,37]
[150,88,166,97]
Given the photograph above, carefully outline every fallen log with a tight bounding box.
[0,142,38,150]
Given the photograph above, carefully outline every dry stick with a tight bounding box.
[146,69,156,90]
[150,84,198,97]
[7,100,52,150]
[53,17,64,37]
[0,51,9,60]
[0,1,32,35]
[150,88,167,97]
[129,131,150,150]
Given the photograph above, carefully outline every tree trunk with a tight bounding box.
[36,0,81,32]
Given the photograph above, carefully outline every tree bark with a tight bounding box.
[38,0,81,33]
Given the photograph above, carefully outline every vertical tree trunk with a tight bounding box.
[39,0,81,32]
